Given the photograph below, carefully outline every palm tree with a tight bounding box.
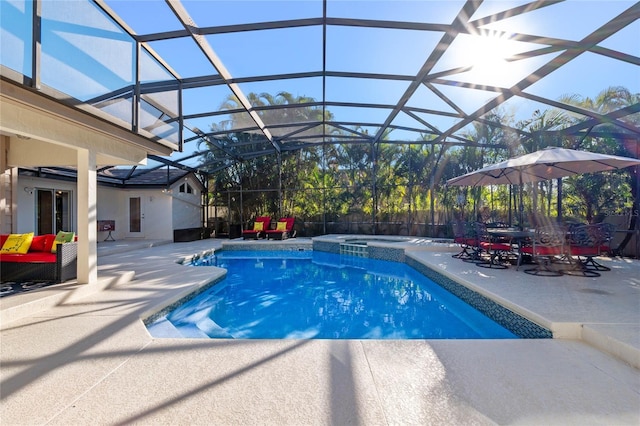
[560,86,640,252]
[514,108,568,220]
[201,91,331,220]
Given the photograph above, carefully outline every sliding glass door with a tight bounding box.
[36,189,72,234]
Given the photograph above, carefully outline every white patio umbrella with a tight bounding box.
[447,147,640,225]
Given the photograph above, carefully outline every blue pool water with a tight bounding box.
[146,251,518,339]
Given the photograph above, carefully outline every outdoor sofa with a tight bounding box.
[0,233,78,283]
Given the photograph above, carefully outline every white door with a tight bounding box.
[127,196,145,238]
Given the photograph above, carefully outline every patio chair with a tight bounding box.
[564,223,613,276]
[242,216,271,240]
[592,222,616,269]
[265,217,296,240]
[460,221,485,263]
[520,225,568,277]
[451,220,479,260]
[475,222,515,269]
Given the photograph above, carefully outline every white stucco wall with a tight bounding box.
[96,186,122,239]
[16,176,78,234]
[139,190,173,240]
[96,187,174,241]
[16,175,175,240]
[171,175,203,230]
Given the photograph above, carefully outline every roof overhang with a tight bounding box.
[0,75,175,168]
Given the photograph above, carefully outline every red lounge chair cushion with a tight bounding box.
[242,217,271,236]
[265,218,295,235]
[277,218,294,231]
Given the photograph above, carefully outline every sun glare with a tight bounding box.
[466,32,515,86]
[470,34,509,67]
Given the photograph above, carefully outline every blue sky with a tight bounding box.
[1,0,638,156]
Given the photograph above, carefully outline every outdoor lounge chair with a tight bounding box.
[265,217,296,240]
[242,216,271,240]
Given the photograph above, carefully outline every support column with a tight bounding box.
[77,148,97,284]
[0,136,15,233]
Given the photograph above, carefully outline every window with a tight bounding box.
[179,183,193,194]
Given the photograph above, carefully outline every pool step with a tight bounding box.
[146,317,184,338]
[196,317,234,338]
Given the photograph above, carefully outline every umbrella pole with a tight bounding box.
[510,185,513,226]
[557,177,563,222]
[519,171,524,230]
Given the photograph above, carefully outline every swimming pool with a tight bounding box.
[146,250,519,339]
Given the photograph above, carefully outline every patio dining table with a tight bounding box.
[486,228,534,270]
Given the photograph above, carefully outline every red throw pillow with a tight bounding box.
[30,235,47,252]
[43,234,56,252]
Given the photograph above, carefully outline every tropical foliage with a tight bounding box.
[199,86,639,240]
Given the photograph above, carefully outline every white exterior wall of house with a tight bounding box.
[14,175,203,241]
[97,187,173,241]
[16,176,77,234]
[171,174,203,231]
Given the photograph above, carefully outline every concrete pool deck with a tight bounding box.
[1,236,639,425]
